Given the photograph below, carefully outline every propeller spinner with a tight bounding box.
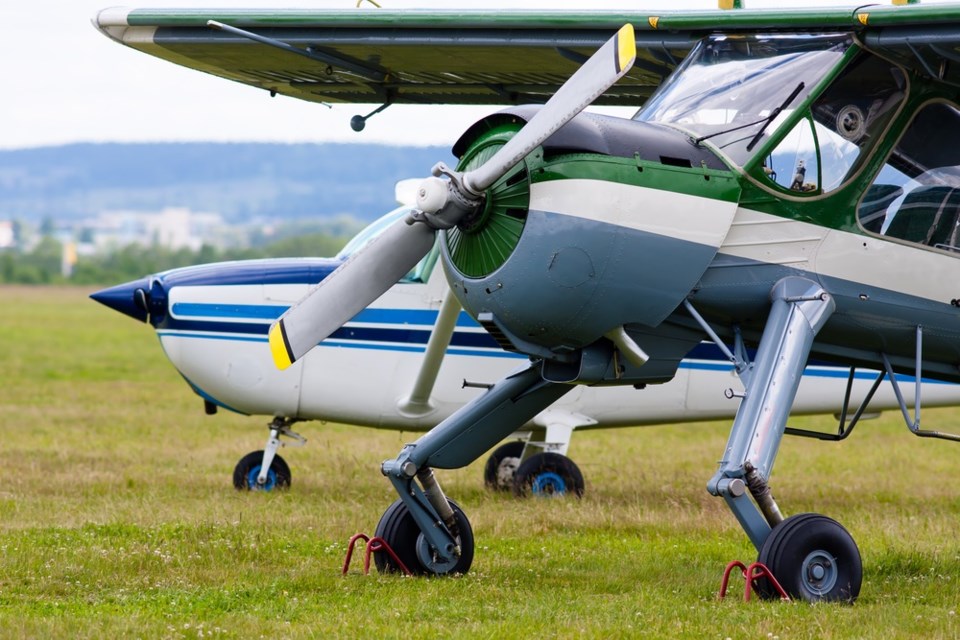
[268,23,637,370]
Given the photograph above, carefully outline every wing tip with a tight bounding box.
[268,320,295,370]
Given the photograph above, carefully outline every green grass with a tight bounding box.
[2,285,960,638]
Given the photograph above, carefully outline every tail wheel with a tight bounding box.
[374,498,474,576]
[757,513,862,603]
[232,450,291,491]
[512,452,584,498]
[483,440,525,491]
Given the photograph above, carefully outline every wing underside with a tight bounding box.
[95,6,960,107]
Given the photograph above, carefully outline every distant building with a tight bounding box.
[0,221,13,249]
[84,207,228,252]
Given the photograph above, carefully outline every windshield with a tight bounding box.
[336,206,439,283]
[635,34,851,166]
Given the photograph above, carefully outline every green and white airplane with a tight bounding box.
[97,2,960,602]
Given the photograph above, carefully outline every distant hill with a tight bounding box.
[0,143,455,224]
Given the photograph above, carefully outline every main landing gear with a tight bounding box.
[375,363,573,575]
[701,277,862,602]
[233,417,305,491]
[484,442,585,498]
[369,276,864,602]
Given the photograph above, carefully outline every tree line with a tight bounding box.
[0,230,353,286]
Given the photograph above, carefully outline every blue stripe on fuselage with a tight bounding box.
[170,303,481,328]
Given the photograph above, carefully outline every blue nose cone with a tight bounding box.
[90,277,152,323]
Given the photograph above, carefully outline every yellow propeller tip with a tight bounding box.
[616,23,636,74]
[268,321,294,370]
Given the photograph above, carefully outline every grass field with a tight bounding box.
[2,285,960,638]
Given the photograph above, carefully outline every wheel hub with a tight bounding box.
[415,533,460,574]
[496,457,521,490]
[801,550,838,596]
[532,471,567,496]
[248,465,276,491]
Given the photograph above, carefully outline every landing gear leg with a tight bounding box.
[484,410,592,495]
[377,362,572,575]
[233,417,305,491]
[706,277,861,602]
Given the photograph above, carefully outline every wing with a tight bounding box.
[95,5,960,108]
[858,6,960,89]
[94,8,693,107]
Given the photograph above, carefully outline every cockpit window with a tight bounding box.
[763,116,820,192]
[635,34,850,166]
[336,206,440,283]
[762,53,906,195]
[860,102,960,253]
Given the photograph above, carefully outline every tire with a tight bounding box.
[483,440,525,491]
[232,450,292,491]
[373,498,474,576]
[757,513,862,603]
[512,452,584,498]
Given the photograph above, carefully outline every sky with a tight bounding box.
[1,0,954,149]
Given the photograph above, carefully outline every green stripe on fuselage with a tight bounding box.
[533,154,741,204]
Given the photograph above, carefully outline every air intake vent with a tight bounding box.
[477,312,519,353]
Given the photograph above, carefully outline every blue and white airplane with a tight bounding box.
[92,206,960,496]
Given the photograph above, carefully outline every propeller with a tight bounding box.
[268,23,637,370]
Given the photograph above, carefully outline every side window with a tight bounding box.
[811,54,905,191]
[762,53,905,195]
[861,102,960,253]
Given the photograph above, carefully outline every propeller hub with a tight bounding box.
[410,164,483,231]
[416,176,449,214]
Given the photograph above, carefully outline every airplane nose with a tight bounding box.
[90,277,152,323]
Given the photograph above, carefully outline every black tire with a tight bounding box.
[483,440,525,491]
[232,450,292,491]
[512,452,584,498]
[757,513,862,603]
[373,498,474,576]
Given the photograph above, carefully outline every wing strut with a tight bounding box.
[882,325,960,442]
[397,291,463,416]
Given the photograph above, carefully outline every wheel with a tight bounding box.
[757,513,862,603]
[373,498,474,576]
[483,440,525,491]
[512,452,584,498]
[232,450,291,491]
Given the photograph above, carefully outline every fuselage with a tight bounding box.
[442,32,960,387]
[93,233,960,432]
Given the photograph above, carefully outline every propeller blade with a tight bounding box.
[268,218,435,370]
[463,23,636,194]
[268,24,637,371]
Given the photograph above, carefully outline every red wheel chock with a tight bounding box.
[719,560,790,601]
[341,533,412,576]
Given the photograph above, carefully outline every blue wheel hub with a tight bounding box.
[247,465,277,491]
[531,471,566,496]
